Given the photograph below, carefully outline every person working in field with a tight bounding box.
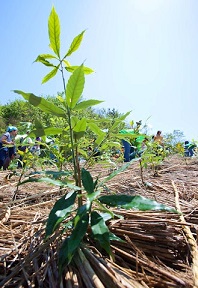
[0,126,18,170]
[184,141,196,157]
[154,130,164,146]
[153,130,165,159]
[119,121,145,162]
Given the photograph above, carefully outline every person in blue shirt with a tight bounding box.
[184,141,196,157]
[0,126,18,170]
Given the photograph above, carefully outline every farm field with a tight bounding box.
[0,154,198,287]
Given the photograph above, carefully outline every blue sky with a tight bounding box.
[1,0,198,140]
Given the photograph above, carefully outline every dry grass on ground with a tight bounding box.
[0,155,198,287]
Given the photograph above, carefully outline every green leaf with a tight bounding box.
[77,148,88,159]
[35,54,57,60]
[45,191,77,238]
[64,30,85,57]
[118,111,132,121]
[86,190,101,203]
[58,213,89,270]
[34,55,56,67]
[95,200,115,219]
[73,204,89,227]
[99,160,137,187]
[13,90,65,118]
[109,232,125,243]
[109,120,121,131]
[95,134,106,146]
[29,127,63,138]
[63,59,70,66]
[75,99,104,110]
[88,122,106,137]
[73,131,85,140]
[44,170,72,179]
[101,141,120,149]
[18,177,81,190]
[48,7,60,57]
[73,118,87,133]
[42,65,60,84]
[34,119,44,130]
[81,168,94,194]
[70,116,79,129]
[98,195,178,213]
[73,118,87,140]
[91,211,112,256]
[57,95,65,103]
[66,65,85,109]
[65,65,94,74]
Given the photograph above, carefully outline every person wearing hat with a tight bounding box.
[0,126,18,170]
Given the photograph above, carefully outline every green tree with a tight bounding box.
[164,129,185,146]
[164,130,185,154]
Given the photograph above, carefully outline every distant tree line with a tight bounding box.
[0,97,124,135]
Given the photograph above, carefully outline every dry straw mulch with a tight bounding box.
[0,155,198,287]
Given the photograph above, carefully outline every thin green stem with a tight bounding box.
[59,60,81,204]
